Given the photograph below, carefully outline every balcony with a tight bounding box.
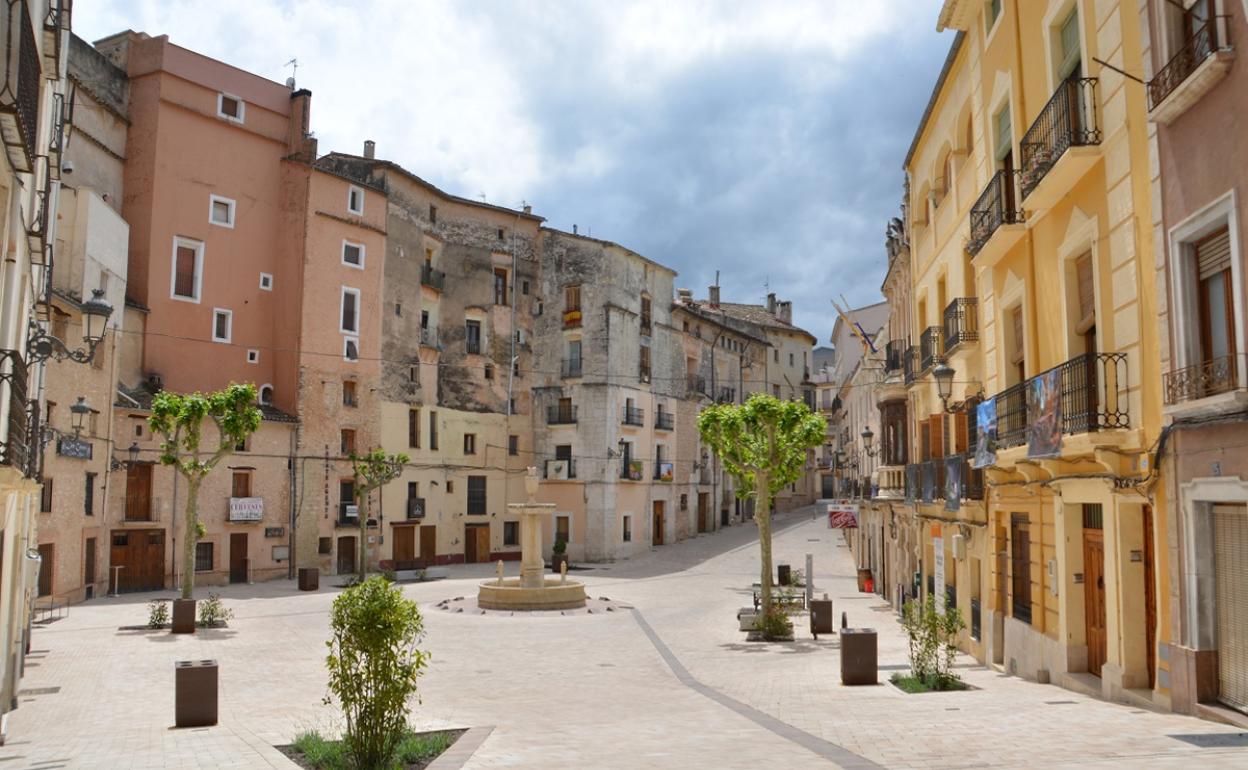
[420,263,445,291]
[995,352,1130,451]
[419,326,438,348]
[622,406,645,427]
[406,497,426,519]
[563,308,582,329]
[655,411,674,431]
[875,465,906,500]
[967,169,1025,264]
[903,345,920,385]
[996,380,1029,450]
[884,340,904,375]
[1163,354,1248,416]
[1019,77,1101,209]
[1148,16,1234,125]
[0,0,40,173]
[621,459,643,481]
[920,459,946,503]
[42,0,70,80]
[0,349,31,476]
[687,374,708,397]
[919,326,944,372]
[942,298,978,353]
[337,502,360,527]
[547,404,578,425]
[561,358,583,379]
[544,458,577,480]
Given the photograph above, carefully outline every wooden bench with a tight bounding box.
[752,587,806,612]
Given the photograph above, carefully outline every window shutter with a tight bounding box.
[954,411,969,453]
[1197,227,1231,280]
[995,107,1013,162]
[175,246,196,297]
[930,414,945,459]
[1075,253,1096,334]
[1058,10,1081,78]
[1011,307,1025,365]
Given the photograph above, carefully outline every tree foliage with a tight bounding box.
[148,383,262,599]
[350,448,409,581]
[697,394,825,628]
[325,576,429,770]
[900,595,966,688]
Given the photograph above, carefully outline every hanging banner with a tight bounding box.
[905,463,920,503]
[828,502,859,529]
[944,457,962,512]
[921,464,935,504]
[1028,369,1062,459]
[973,397,997,468]
[934,536,946,613]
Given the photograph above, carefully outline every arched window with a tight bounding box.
[259,384,274,405]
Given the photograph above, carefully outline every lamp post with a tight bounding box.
[28,289,114,365]
[933,362,956,413]
[860,427,878,458]
[40,395,92,452]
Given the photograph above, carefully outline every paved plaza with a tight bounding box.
[4,507,1248,769]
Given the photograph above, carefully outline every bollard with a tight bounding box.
[841,610,848,629]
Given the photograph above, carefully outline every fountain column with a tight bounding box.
[519,468,549,589]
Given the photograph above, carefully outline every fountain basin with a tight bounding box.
[477,578,587,611]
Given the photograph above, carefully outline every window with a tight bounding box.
[341,429,356,456]
[40,478,52,512]
[231,470,251,498]
[773,384,781,397]
[465,321,481,354]
[344,337,359,361]
[494,268,509,305]
[509,435,519,456]
[774,349,779,363]
[789,352,794,366]
[485,363,495,380]
[409,365,418,383]
[1056,7,1082,80]
[235,437,249,452]
[347,185,364,215]
[429,411,438,450]
[463,433,476,455]
[209,195,235,228]
[340,287,360,333]
[82,472,95,515]
[217,92,244,122]
[994,104,1013,164]
[212,309,232,343]
[342,241,365,269]
[504,521,519,546]
[425,248,433,266]
[467,475,486,515]
[556,515,570,544]
[319,537,332,555]
[259,272,273,291]
[195,542,214,572]
[259,384,274,405]
[680,493,688,511]
[171,237,203,302]
[421,310,429,330]
[640,295,652,335]
[1011,513,1032,624]
[343,380,358,407]
[1008,305,1026,384]
[498,228,505,241]
[565,284,581,312]
[446,479,453,493]
[247,349,259,364]
[1194,226,1235,369]
[408,408,420,448]
[522,279,530,295]
[986,0,1002,30]
[1072,252,1097,354]
[429,205,437,223]
[639,345,651,382]
[623,515,632,542]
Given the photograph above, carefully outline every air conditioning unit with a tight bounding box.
[515,329,527,345]
[546,459,570,480]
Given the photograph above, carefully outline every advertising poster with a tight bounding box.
[905,463,920,503]
[944,456,961,512]
[973,397,997,468]
[933,536,945,613]
[1028,368,1063,459]
[828,502,859,529]
[921,464,935,504]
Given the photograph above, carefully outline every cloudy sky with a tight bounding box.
[78,0,950,339]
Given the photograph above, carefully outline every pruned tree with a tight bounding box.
[697,394,825,625]
[149,382,263,599]
[350,448,409,581]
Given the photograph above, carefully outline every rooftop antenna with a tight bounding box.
[478,192,487,202]
[284,58,299,86]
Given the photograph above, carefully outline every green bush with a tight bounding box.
[760,606,793,640]
[900,595,965,689]
[552,538,567,555]
[147,599,169,629]
[325,575,429,770]
[197,593,234,628]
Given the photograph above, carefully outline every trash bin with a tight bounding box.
[298,567,319,591]
[777,564,791,586]
[840,628,878,686]
[175,659,218,727]
[856,568,873,592]
[810,597,834,634]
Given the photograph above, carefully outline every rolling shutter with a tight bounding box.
[1214,503,1248,710]
[1197,227,1231,280]
[1076,253,1096,334]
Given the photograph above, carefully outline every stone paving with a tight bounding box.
[3,506,1248,768]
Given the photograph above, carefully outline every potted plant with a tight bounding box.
[550,538,568,573]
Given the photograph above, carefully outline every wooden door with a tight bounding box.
[125,464,152,521]
[84,537,96,599]
[109,529,165,592]
[1143,504,1157,689]
[465,525,490,564]
[697,493,708,534]
[393,526,416,565]
[337,536,356,575]
[229,533,248,584]
[1083,528,1107,677]
[419,526,436,565]
[653,501,665,546]
[37,543,54,597]
[476,525,491,563]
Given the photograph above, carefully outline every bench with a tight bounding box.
[751,588,806,612]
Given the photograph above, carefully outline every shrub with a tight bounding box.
[147,599,169,629]
[197,593,234,628]
[552,538,567,555]
[325,575,429,770]
[900,595,965,688]
[760,605,793,640]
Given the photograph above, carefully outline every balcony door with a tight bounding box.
[1197,227,1235,370]
[125,463,152,521]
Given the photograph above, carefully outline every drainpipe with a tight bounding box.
[288,422,298,580]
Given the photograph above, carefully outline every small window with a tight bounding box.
[994,103,1013,163]
[565,284,581,312]
[347,186,364,215]
[508,435,518,455]
[195,542,214,572]
[318,537,332,555]
[341,287,360,333]
[409,365,418,383]
[171,237,204,302]
[408,408,420,448]
[84,473,96,516]
[342,241,365,269]
[623,515,631,543]
[259,384,274,405]
[209,195,236,228]
[40,478,52,512]
[467,475,487,515]
[463,433,477,455]
[773,349,779,362]
[246,349,259,364]
[484,363,495,380]
[343,337,359,361]
[522,280,530,295]
[235,437,248,452]
[789,352,794,366]
[212,309,233,343]
[231,470,252,498]
[504,521,519,546]
[429,411,438,450]
[343,380,358,407]
[341,429,356,456]
[446,479,453,493]
[497,228,505,240]
[465,320,482,354]
[429,205,437,224]
[217,92,244,122]
[259,272,273,291]
[494,268,509,306]
[395,303,402,317]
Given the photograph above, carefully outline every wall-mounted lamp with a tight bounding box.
[932,363,983,413]
[860,427,879,458]
[42,395,92,449]
[28,289,114,365]
[111,441,142,470]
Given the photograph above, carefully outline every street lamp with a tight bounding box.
[111,442,142,471]
[69,396,90,437]
[28,288,114,364]
[860,427,878,458]
[933,362,956,412]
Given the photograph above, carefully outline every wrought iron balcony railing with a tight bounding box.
[543,458,577,480]
[1163,354,1244,405]
[655,411,674,431]
[547,405,578,425]
[0,0,41,173]
[0,349,31,476]
[920,326,944,372]
[1019,77,1101,200]
[687,374,707,397]
[561,358,582,379]
[884,340,904,374]
[968,169,1024,256]
[994,351,1130,450]
[406,497,426,519]
[1148,18,1227,111]
[943,298,979,353]
[622,406,645,427]
[420,263,445,291]
[903,345,920,385]
[996,380,1029,450]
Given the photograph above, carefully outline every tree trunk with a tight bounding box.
[182,476,201,600]
[357,491,369,582]
[756,472,772,615]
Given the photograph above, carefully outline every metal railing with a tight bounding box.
[0,350,31,475]
[561,358,582,378]
[419,326,437,347]
[884,340,905,374]
[968,169,1024,256]
[563,308,582,329]
[547,405,578,425]
[0,0,41,172]
[943,298,979,352]
[622,406,645,426]
[1164,354,1243,405]
[996,380,1029,450]
[420,263,445,291]
[994,351,1130,448]
[543,458,577,479]
[48,92,66,181]
[42,0,70,78]
[1148,18,1227,111]
[687,374,707,396]
[1020,77,1101,199]
[655,411,674,431]
[920,326,944,372]
[903,345,920,385]
[406,497,425,519]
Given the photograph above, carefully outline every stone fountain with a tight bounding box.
[477,467,587,611]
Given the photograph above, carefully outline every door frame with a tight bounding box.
[229,532,249,584]
[1083,526,1107,677]
[652,500,665,546]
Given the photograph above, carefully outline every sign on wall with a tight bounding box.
[264,527,285,538]
[828,502,859,529]
[56,437,93,460]
[229,497,264,522]
[934,536,946,613]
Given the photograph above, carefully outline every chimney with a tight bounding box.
[778,301,792,325]
[287,89,316,162]
[677,288,693,304]
[363,140,375,159]
[767,292,777,314]
[523,204,532,215]
[708,284,720,306]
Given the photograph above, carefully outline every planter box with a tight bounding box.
[171,599,197,634]
[550,554,568,573]
[175,659,218,727]
[297,567,319,591]
[737,608,760,632]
